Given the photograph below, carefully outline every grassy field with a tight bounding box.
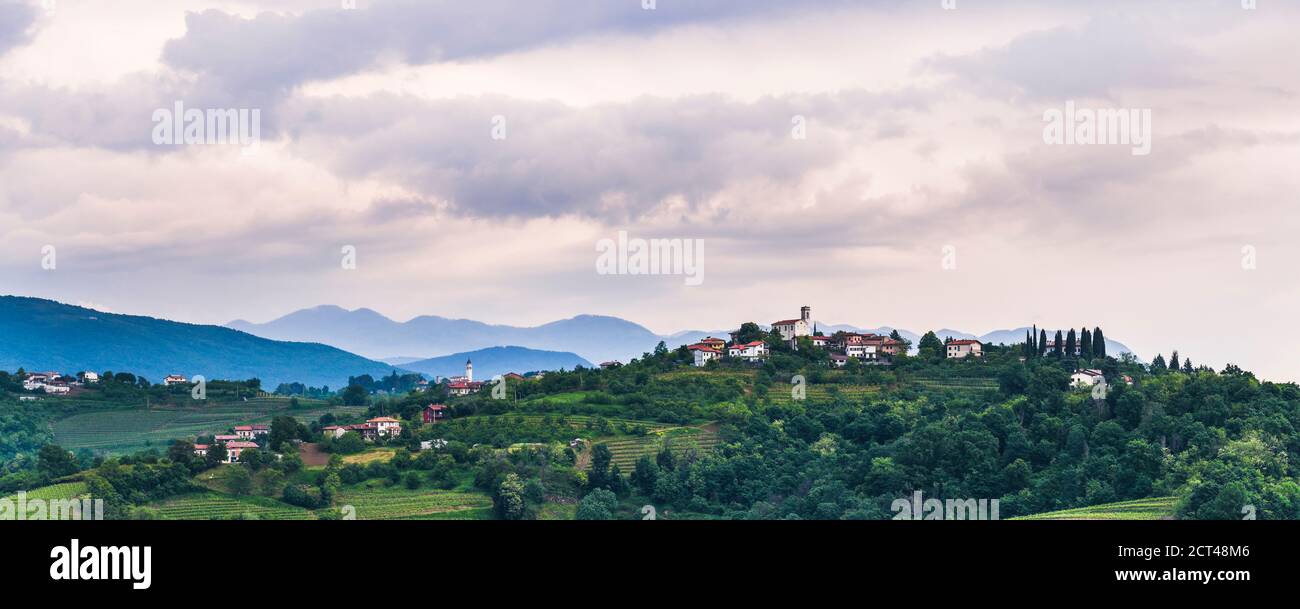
[334,486,492,520]
[152,492,316,520]
[1013,497,1178,520]
[51,399,366,455]
[341,449,397,465]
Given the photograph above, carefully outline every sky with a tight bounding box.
[1,0,1298,380]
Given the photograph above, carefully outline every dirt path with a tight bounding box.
[299,443,329,467]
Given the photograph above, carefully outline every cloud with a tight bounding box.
[278,88,928,221]
[926,14,1200,100]
[0,0,36,57]
[161,0,858,94]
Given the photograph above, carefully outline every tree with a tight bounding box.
[631,455,659,496]
[588,444,613,490]
[1052,331,1064,357]
[1065,329,1077,358]
[255,468,285,496]
[333,432,366,454]
[269,416,307,451]
[341,384,368,406]
[167,440,195,466]
[575,488,619,520]
[1151,353,1167,372]
[1169,351,1181,372]
[917,331,944,361]
[1093,327,1107,358]
[494,473,526,520]
[731,322,767,345]
[1038,329,1048,357]
[226,466,253,496]
[37,444,79,479]
[1183,358,1195,373]
[205,443,228,468]
[1080,328,1093,360]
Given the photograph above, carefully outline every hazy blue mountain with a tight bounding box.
[229,308,693,364]
[0,296,404,388]
[400,346,592,380]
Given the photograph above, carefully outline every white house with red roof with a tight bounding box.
[234,424,269,440]
[369,417,402,437]
[689,344,722,367]
[772,306,813,342]
[223,441,260,462]
[727,340,768,360]
[946,339,983,359]
[162,374,188,386]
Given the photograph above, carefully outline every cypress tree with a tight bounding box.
[1093,327,1106,358]
[1080,327,1092,359]
[1052,331,1063,357]
[1169,351,1180,371]
[1039,329,1048,357]
[1065,329,1077,358]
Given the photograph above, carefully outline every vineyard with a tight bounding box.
[1012,497,1177,520]
[767,384,880,405]
[333,487,492,520]
[52,399,367,455]
[596,426,720,471]
[153,492,316,520]
[2,481,88,503]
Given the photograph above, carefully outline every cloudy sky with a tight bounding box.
[1,0,1298,379]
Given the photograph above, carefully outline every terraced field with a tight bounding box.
[52,400,366,455]
[1013,497,1177,521]
[153,492,315,520]
[508,414,676,432]
[2,481,88,502]
[767,384,880,405]
[334,487,493,520]
[912,377,999,391]
[597,427,720,471]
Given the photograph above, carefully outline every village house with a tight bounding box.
[727,340,769,361]
[321,425,348,440]
[599,361,622,370]
[772,306,814,343]
[162,374,188,386]
[846,344,880,362]
[192,444,209,457]
[689,344,722,367]
[811,335,833,348]
[446,359,484,395]
[368,417,402,437]
[423,404,448,423]
[234,424,269,440]
[502,372,525,381]
[326,417,404,441]
[1071,369,1105,387]
[214,434,241,442]
[79,371,99,383]
[829,354,848,368]
[697,337,727,351]
[223,441,260,463]
[946,339,983,359]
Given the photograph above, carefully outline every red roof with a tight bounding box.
[772,319,802,326]
[225,441,259,449]
[426,404,446,411]
[193,444,209,450]
[948,339,982,346]
[688,345,721,353]
[731,341,765,348]
[368,417,400,423]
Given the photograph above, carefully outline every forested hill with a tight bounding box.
[430,335,1300,520]
[0,296,403,388]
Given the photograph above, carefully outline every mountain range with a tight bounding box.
[227,306,713,365]
[393,346,592,380]
[0,296,402,389]
[230,306,1135,364]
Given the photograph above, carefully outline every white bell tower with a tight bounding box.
[465,358,473,382]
